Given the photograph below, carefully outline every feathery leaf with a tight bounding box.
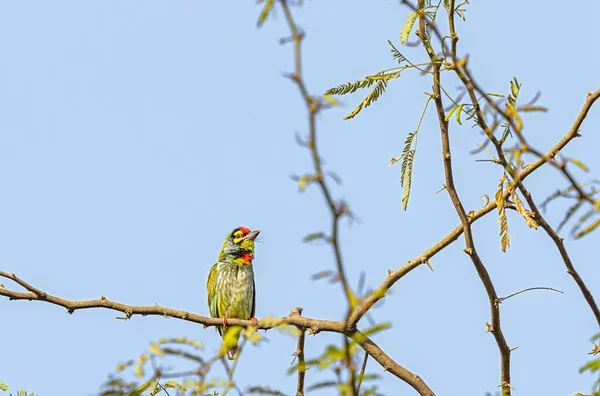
[400,12,418,44]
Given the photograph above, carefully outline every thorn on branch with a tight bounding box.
[309,99,322,114]
[289,307,304,317]
[467,210,475,221]
[279,35,295,45]
[482,194,490,205]
[282,71,299,82]
[499,381,515,390]
[421,260,433,271]
[295,131,309,147]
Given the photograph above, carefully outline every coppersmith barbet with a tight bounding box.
[206,227,259,360]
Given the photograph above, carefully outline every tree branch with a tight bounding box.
[294,330,306,396]
[454,54,600,328]
[0,270,434,395]
[419,1,512,393]
[355,352,369,395]
[0,270,339,332]
[278,1,357,394]
[348,81,599,327]
[350,329,434,396]
[290,307,306,396]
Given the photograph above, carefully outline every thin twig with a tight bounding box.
[295,330,306,396]
[420,1,512,393]
[278,1,357,395]
[348,88,600,327]
[445,0,600,389]
[498,287,564,303]
[455,48,600,328]
[356,352,369,395]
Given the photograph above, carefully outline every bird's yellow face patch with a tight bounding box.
[232,230,244,244]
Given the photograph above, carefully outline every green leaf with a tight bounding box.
[444,105,457,122]
[400,12,418,44]
[157,336,202,349]
[344,75,399,120]
[401,149,415,210]
[306,381,337,392]
[387,40,406,64]
[499,123,512,145]
[311,270,333,280]
[129,379,158,396]
[256,0,274,27]
[164,381,187,392]
[570,158,590,172]
[303,232,326,242]
[322,94,339,106]
[455,103,464,125]
[361,322,392,337]
[575,218,600,239]
[518,105,547,112]
[326,72,400,120]
[298,175,314,192]
[148,342,164,356]
[246,385,288,395]
[134,353,148,378]
[510,77,520,98]
[0,381,8,392]
[579,357,600,373]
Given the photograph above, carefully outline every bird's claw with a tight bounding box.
[222,316,228,328]
[249,317,259,327]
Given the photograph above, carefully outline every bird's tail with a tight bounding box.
[226,345,238,360]
[222,326,242,361]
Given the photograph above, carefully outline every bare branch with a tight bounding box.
[356,352,369,395]
[278,2,358,395]
[421,1,512,393]
[0,270,433,394]
[294,330,306,396]
[0,270,339,333]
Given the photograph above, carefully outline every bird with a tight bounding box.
[206,226,260,360]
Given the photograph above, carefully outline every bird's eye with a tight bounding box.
[233,231,243,240]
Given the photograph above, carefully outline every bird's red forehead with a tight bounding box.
[238,227,251,234]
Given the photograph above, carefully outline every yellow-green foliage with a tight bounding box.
[325,72,400,120]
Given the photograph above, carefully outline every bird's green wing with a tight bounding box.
[207,263,219,319]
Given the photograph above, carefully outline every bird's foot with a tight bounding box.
[249,317,259,327]
[222,316,228,328]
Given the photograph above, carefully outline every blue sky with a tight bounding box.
[1,1,599,395]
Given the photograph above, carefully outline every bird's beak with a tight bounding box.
[244,230,260,241]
